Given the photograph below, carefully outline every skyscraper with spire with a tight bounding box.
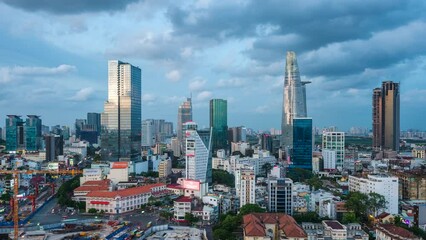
[281,51,310,149]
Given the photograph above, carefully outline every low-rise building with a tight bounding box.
[242,213,306,240]
[84,183,165,214]
[376,224,421,240]
[302,221,368,240]
[73,179,111,202]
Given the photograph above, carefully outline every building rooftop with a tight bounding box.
[243,213,306,238]
[86,183,164,198]
[74,185,109,192]
[324,220,345,230]
[377,224,420,240]
[174,196,192,203]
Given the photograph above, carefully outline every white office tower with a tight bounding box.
[185,122,212,185]
[349,174,398,214]
[267,177,293,215]
[322,132,345,171]
[239,167,256,208]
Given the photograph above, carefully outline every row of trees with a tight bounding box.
[57,175,85,210]
[213,204,265,240]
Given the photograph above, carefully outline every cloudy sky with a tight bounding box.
[0,0,425,131]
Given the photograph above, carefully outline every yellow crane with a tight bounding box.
[0,169,82,240]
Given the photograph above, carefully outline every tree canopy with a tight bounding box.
[212,169,235,187]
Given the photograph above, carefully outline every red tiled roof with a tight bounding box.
[377,224,420,239]
[86,183,165,198]
[243,213,306,238]
[83,179,111,186]
[175,196,192,203]
[167,184,184,189]
[376,212,390,219]
[74,185,109,192]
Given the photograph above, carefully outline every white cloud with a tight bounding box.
[217,78,244,88]
[69,87,94,101]
[189,78,207,91]
[142,93,156,102]
[196,91,212,101]
[255,105,269,113]
[165,70,181,82]
[0,64,76,83]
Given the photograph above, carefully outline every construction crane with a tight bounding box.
[0,169,82,240]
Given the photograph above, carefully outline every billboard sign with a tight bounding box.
[182,179,200,191]
[111,162,129,169]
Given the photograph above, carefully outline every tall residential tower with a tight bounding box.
[101,60,142,161]
[372,81,400,151]
[281,51,309,149]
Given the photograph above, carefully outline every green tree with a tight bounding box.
[261,163,273,176]
[345,192,369,220]
[212,169,235,187]
[292,212,322,223]
[213,229,236,240]
[367,193,387,216]
[184,213,199,223]
[0,192,11,202]
[88,208,97,214]
[341,212,358,224]
[287,168,314,182]
[238,204,265,216]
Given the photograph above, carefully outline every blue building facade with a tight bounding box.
[291,118,313,170]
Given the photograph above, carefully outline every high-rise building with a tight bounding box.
[291,117,312,170]
[75,119,86,139]
[184,122,212,184]
[6,115,25,152]
[240,167,256,208]
[177,97,192,156]
[171,137,180,157]
[282,51,310,149]
[87,112,101,135]
[142,119,155,148]
[228,126,247,143]
[101,60,142,161]
[322,132,345,171]
[45,134,64,161]
[267,177,293,215]
[61,126,70,140]
[163,121,173,137]
[260,134,273,152]
[210,99,228,154]
[158,158,172,178]
[373,81,400,151]
[349,174,398,214]
[25,115,42,151]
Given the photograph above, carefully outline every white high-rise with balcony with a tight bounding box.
[349,174,398,214]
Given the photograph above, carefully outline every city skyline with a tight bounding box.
[0,1,425,131]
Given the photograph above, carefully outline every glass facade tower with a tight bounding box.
[25,115,42,151]
[291,117,312,170]
[101,60,141,162]
[282,51,309,149]
[209,99,228,154]
[6,115,25,152]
